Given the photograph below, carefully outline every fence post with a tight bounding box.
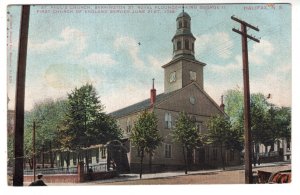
[77,161,84,182]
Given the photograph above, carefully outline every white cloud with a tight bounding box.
[205,38,290,108]
[61,27,87,56]
[28,39,66,53]
[22,63,95,110]
[147,55,170,72]
[205,63,291,108]
[204,81,238,106]
[28,26,87,56]
[210,55,242,73]
[44,63,92,90]
[83,52,117,66]
[251,72,291,107]
[249,39,275,65]
[102,84,149,113]
[208,40,274,74]
[196,32,233,59]
[275,63,291,74]
[114,35,144,68]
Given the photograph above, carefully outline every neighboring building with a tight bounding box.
[110,10,240,172]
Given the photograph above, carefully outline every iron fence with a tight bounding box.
[84,163,107,173]
[24,166,78,175]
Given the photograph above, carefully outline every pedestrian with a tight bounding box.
[29,173,47,186]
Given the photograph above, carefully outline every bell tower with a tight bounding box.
[172,7,196,60]
[162,8,206,93]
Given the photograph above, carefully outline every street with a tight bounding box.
[40,161,291,185]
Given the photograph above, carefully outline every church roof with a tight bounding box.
[110,82,225,119]
[162,55,206,68]
[177,11,191,20]
[109,90,178,118]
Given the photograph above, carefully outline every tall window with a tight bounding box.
[178,21,182,28]
[192,43,194,52]
[101,147,106,159]
[165,144,172,158]
[126,119,131,133]
[185,39,189,50]
[190,71,197,81]
[184,20,188,28]
[177,41,181,50]
[165,112,172,129]
[88,150,92,164]
[96,149,99,163]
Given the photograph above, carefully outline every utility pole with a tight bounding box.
[13,5,30,186]
[33,121,36,182]
[231,15,260,184]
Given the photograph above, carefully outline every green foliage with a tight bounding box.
[131,110,162,178]
[172,112,201,174]
[61,84,103,148]
[172,112,201,150]
[24,99,68,158]
[224,89,291,149]
[7,136,14,166]
[273,107,291,142]
[224,89,243,124]
[206,114,242,170]
[131,110,162,154]
[59,83,122,150]
[206,115,231,147]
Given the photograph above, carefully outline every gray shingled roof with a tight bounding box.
[109,91,177,118]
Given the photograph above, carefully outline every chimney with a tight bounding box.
[150,78,156,106]
[220,95,225,112]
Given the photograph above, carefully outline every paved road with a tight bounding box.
[42,161,291,185]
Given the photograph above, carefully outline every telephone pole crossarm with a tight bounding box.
[232,28,260,43]
[231,15,259,31]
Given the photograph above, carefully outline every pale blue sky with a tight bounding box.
[7,4,291,113]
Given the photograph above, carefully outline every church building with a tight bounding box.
[110,10,240,172]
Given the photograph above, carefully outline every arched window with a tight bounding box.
[184,20,188,28]
[185,39,189,50]
[178,21,182,28]
[177,41,181,50]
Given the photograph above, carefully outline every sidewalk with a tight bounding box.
[45,161,291,186]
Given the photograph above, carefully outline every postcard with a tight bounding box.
[4,2,295,192]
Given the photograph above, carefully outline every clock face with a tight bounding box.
[169,72,176,83]
[190,71,196,81]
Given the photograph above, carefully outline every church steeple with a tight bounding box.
[162,9,206,94]
[172,7,196,60]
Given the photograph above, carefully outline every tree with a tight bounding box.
[224,89,291,163]
[23,99,68,168]
[7,136,14,167]
[206,115,232,170]
[131,110,162,178]
[59,83,122,170]
[224,89,244,126]
[274,106,291,142]
[172,112,201,174]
